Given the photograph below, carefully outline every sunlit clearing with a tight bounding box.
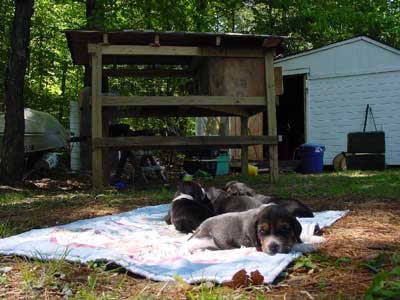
[337,171,376,178]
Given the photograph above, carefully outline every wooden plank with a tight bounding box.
[103,33,109,44]
[198,106,250,117]
[93,135,278,149]
[154,34,160,46]
[88,44,201,56]
[102,107,263,118]
[262,38,283,48]
[203,47,264,58]
[216,36,221,46]
[265,49,279,183]
[79,87,91,171]
[248,112,263,160]
[241,116,249,176]
[303,74,307,142]
[103,68,194,78]
[274,67,284,96]
[102,112,111,186]
[206,57,266,161]
[102,95,266,107]
[88,44,265,58]
[91,44,104,190]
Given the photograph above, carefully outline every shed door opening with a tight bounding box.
[264,74,306,160]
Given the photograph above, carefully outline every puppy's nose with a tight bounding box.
[268,242,279,254]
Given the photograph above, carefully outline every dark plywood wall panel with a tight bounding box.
[201,57,265,160]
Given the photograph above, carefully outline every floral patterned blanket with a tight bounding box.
[0,204,348,284]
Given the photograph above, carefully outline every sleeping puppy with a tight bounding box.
[261,197,314,218]
[224,180,256,196]
[165,181,214,234]
[206,186,263,215]
[186,204,302,255]
[223,181,314,218]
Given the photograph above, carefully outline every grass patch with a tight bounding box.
[0,192,29,205]
[0,220,29,238]
[1,169,400,298]
[231,169,400,200]
[365,253,400,299]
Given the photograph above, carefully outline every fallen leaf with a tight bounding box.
[250,270,264,285]
[226,269,250,288]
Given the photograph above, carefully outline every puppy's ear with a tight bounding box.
[253,220,262,250]
[245,186,256,197]
[206,187,217,201]
[206,187,227,202]
[224,181,237,190]
[292,217,303,243]
[164,211,171,225]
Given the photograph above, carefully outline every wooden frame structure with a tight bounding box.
[66,31,284,189]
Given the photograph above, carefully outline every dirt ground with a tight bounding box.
[0,173,399,299]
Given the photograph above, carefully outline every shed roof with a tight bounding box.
[274,36,400,77]
[276,36,400,63]
[65,30,286,65]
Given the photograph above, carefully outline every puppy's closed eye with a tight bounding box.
[257,223,270,235]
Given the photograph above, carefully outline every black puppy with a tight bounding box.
[186,204,302,255]
[165,181,214,234]
[223,181,314,218]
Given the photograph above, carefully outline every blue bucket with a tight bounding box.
[297,143,326,174]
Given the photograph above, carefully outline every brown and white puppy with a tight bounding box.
[186,204,302,255]
[165,181,214,234]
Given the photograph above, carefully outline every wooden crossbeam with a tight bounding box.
[88,44,264,58]
[101,96,266,107]
[93,136,278,149]
[195,106,250,117]
[103,68,194,78]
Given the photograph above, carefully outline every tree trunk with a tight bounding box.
[84,0,105,86]
[0,0,34,183]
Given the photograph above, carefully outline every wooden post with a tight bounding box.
[241,116,249,176]
[91,44,103,190]
[265,49,279,183]
[102,111,111,186]
[303,74,307,143]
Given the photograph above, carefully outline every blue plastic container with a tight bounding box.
[216,153,230,176]
[297,143,326,174]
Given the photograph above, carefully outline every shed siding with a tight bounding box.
[307,69,400,165]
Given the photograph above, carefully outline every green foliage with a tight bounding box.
[2,0,400,132]
[293,256,317,271]
[0,220,20,238]
[365,266,400,299]
[0,192,26,205]
[364,253,400,299]
[361,253,387,274]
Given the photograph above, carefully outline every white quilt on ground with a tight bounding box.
[0,204,348,284]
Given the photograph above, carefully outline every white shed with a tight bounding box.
[274,36,400,165]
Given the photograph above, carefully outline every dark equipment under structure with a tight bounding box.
[65,30,285,189]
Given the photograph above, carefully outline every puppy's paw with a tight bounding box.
[293,235,327,253]
[301,235,326,244]
[183,237,219,254]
